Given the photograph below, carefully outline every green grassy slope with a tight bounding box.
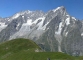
[0,38,80,60]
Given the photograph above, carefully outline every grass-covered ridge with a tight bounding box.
[0,38,81,60]
[0,38,40,52]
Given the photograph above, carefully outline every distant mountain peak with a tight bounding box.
[52,6,65,12]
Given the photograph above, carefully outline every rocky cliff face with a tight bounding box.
[0,6,83,56]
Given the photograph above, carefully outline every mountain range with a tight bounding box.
[0,6,83,56]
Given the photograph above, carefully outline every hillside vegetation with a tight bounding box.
[0,38,81,60]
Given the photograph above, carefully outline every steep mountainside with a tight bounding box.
[0,6,83,56]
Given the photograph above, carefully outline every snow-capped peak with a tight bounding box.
[53,7,61,12]
[12,13,20,19]
[27,10,32,13]
[12,10,32,19]
[53,6,65,12]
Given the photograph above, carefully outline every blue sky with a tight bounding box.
[0,0,83,19]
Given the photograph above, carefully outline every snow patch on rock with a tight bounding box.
[72,17,76,20]
[42,22,49,30]
[65,18,70,25]
[65,32,68,36]
[37,17,45,30]
[81,33,83,36]
[55,22,63,35]
[32,17,42,24]
[0,22,7,31]
[66,15,69,17]
[23,19,32,26]
[16,23,20,30]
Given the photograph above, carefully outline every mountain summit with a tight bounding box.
[0,6,83,56]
